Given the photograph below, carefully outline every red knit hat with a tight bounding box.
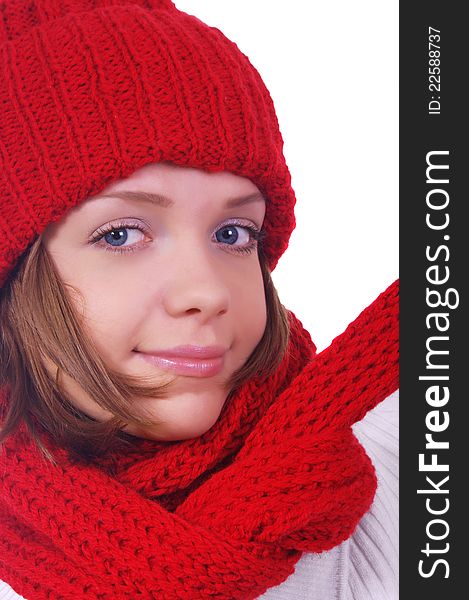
[0,0,296,289]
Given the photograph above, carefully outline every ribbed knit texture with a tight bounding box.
[258,390,399,600]
[0,392,400,600]
[0,0,295,288]
[344,391,399,600]
[0,280,399,600]
[1,2,399,598]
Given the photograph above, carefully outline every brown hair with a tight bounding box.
[0,233,290,463]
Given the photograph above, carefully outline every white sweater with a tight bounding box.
[0,391,398,600]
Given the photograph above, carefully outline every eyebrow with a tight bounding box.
[95,190,265,209]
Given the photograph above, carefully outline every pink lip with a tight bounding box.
[134,345,226,378]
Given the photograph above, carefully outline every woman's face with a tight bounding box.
[42,162,267,441]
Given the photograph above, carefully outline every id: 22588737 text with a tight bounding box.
[428,27,441,115]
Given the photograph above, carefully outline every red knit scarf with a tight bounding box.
[0,281,399,600]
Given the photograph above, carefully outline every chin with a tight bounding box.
[123,391,228,441]
[126,418,219,442]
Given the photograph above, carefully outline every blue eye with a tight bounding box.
[90,221,148,254]
[214,222,266,255]
[90,220,265,255]
[215,225,245,245]
[104,229,128,247]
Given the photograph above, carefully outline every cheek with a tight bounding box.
[72,280,138,366]
[40,352,112,422]
[234,265,267,346]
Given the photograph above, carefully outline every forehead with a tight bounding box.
[98,162,264,202]
[42,164,266,240]
[90,189,266,210]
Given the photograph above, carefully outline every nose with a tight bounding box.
[162,244,230,321]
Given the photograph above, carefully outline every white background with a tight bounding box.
[175,0,398,351]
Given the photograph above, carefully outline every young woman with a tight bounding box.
[0,1,398,598]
